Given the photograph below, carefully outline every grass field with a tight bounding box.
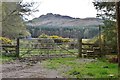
[42,57,118,78]
[0,50,118,78]
[0,55,16,64]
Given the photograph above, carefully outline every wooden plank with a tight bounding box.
[82,48,93,50]
[2,45,16,48]
[82,43,94,45]
[2,45,17,53]
[87,50,94,53]
[93,47,100,49]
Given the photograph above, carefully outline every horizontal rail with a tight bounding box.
[82,43,94,45]
[2,45,17,48]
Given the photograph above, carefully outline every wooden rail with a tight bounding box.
[2,45,16,48]
[1,38,19,57]
[78,38,101,58]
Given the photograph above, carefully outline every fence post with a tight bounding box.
[99,25,102,54]
[78,38,82,57]
[16,38,19,58]
[116,2,120,75]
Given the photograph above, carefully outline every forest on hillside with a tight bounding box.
[26,25,100,38]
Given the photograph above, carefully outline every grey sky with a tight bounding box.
[23,0,97,20]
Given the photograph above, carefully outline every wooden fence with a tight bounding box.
[1,38,19,57]
[2,38,113,58]
[78,38,101,58]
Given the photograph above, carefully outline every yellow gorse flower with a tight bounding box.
[50,35,70,43]
[50,35,63,39]
[0,37,12,44]
[62,38,71,42]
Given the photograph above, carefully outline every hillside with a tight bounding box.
[26,13,103,27]
[26,13,104,38]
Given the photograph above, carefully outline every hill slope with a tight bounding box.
[26,13,103,27]
[26,13,104,38]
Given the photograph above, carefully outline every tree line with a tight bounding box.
[1,1,38,39]
[93,2,117,52]
[27,26,99,38]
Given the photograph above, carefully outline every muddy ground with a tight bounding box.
[1,55,96,78]
[2,61,63,78]
[2,58,63,78]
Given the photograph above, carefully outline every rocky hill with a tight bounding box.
[26,13,103,28]
[26,13,104,38]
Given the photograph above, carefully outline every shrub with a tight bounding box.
[50,35,70,43]
[62,38,71,43]
[49,35,62,39]
[38,34,55,49]
[50,35,63,43]
[0,37,12,44]
[38,33,49,38]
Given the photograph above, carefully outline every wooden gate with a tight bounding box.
[19,38,78,58]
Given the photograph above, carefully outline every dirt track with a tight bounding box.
[1,54,96,78]
[2,54,75,78]
[2,59,63,78]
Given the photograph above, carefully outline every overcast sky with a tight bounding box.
[23,0,97,20]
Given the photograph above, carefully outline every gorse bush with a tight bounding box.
[50,35,70,43]
[49,35,62,39]
[50,35,63,43]
[38,34,71,43]
[38,33,49,38]
[62,38,71,43]
[0,37,12,44]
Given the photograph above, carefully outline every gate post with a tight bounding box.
[116,2,120,77]
[78,38,82,57]
[16,38,19,58]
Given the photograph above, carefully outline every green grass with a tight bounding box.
[42,57,118,78]
[1,48,77,61]
[0,55,16,64]
[20,49,77,57]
